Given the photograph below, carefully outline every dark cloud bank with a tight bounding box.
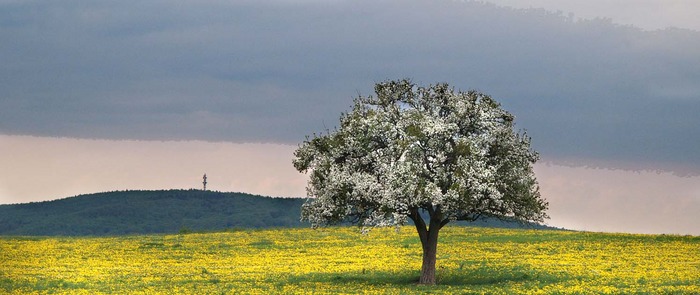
[1,0,699,174]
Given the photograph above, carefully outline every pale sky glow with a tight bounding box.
[2,135,699,235]
[0,135,307,203]
[2,0,699,235]
[535,163,700,235]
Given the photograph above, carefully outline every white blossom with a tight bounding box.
[294,79,548,231]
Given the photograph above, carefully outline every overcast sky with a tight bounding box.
[1,0,699,235]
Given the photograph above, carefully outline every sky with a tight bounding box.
[1,0,699,235]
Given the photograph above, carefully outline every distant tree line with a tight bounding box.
[0,190,307,236]
[0,189,556,236]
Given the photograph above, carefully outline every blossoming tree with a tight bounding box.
[293,79,548,284]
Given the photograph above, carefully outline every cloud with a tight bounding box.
[1,0,699,173]
[483,0,700,31]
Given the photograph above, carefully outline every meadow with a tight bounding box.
[1,226,698,294]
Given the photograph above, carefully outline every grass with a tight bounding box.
[1,226,698,294]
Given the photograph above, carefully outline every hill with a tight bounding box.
[0,190,555,236]
[0,190,306,236]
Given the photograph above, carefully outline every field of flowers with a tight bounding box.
[1,226,699,294]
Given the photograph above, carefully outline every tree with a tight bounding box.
[293,79,548,285]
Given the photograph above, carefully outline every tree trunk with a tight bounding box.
[419,226,439,284]
[410,208,444,285]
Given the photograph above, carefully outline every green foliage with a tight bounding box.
[295,79,548,230]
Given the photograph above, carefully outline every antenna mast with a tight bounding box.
[203,174,208,191]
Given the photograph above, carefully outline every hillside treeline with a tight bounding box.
[0,190,306,236]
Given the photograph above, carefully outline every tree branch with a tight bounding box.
[438,218,450,230]
[409,208,428,247]
[426,205,435,217]
[455,211,483,222]
[428,205,444,231]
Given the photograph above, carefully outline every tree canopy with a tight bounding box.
[294,79,548,284]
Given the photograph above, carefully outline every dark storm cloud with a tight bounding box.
[1,0,699,172]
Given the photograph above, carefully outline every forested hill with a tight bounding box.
[0,190,557,236]
[0,190,307,236]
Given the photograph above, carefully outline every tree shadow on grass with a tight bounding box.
[286,265,570,288]
[438,264,570,286]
